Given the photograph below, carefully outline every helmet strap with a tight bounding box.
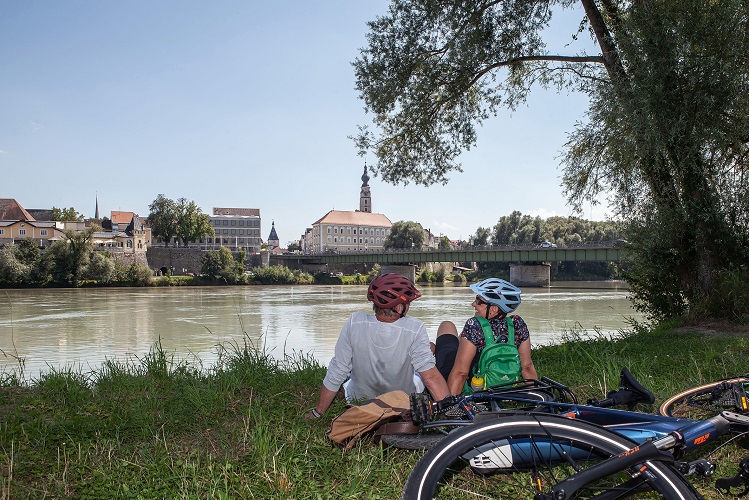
[486,305,502,320]
[398,303,409,318]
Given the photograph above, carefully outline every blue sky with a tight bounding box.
[1,1,608,245]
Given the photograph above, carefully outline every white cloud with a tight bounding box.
[431,220,458,234]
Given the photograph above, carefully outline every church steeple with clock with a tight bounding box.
[359,163,371,213]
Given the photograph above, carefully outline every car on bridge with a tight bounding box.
[539,241,557,248]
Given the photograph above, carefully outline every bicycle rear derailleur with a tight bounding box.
[716,456,749,497]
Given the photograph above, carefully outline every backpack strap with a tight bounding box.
[505,315,515,345]
[475,315,515,346]
[475,316,495,347]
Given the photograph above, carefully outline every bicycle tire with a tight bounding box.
[658,376,749,419]
[402,414,698,499]
[380,432,447,450]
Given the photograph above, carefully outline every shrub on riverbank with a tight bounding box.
[1,324,747,498]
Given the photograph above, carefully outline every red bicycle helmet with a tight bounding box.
[367,273,422,309]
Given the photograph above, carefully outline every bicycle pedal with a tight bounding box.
[721,410,749,425]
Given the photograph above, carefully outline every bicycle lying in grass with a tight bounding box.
[397,370,749,499]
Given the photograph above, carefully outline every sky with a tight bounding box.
[1,1,609,245]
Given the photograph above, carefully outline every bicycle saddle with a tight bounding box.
[595,367,656,409]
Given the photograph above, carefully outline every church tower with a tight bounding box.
[267,220,280,249]
[359,163,371,213]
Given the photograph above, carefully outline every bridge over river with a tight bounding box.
[271,244,626,286]
[273,244,625,266]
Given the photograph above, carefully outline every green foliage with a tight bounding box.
[174,197,214,247]
[83,252,117,284]
[489,211,621,247]
[383,221,426,249]
[438,235,451,249]
[355,0,749,321]
[366,264,381,282]
[148,194,178,246]
[0,245,31,286]
[251,265,313,285]
[471,227,491,246]
[417,270,440,283]
[50,206,84,221]
[45,229,95,286]
[1,327,747,498]
[126,263,154,286]
[201,247,245,284]
[148,195,213,247]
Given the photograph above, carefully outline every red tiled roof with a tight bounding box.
[0,199,35,221]
[111,211,134,224]
[313,210,391,227]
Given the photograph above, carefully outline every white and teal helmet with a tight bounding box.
[469,278,522,314]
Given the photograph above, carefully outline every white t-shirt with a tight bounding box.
[322,311,436,401]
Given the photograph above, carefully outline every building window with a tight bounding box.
[0,229,4,235]
[334,237,338,243]
[40,229,48,236]
[19,229,26,235]
[223,220,228,226]
[327,227,331,234]
[347,237,351,243]
[327,236,332,243]
[231,229,236,235]
[231,220,236,226]
[222,229,229,235]
[127,241,133,248]
[347,227,351,234]
[239,220,244,226]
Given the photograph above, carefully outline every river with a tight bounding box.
[0,282,641,380]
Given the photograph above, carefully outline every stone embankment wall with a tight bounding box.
[146,247,261,274]
[105,251,149,270]
[147,247,205,274]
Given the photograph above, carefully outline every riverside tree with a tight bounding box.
[148,195,214,247]
[383,220,427,249]
[51,207,84,221]
[354,0,749,321]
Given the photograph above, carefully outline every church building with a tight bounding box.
[304,165,392,253]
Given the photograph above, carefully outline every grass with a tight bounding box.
[1,323,748,499]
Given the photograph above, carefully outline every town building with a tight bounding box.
[96,211,151,253]
[0,198,64,247]
[303,165,392,253]
[196,207,262,253]
[0,199,150,252]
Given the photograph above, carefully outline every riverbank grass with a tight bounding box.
[1,324,747,498]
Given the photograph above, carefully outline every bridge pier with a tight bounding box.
[510,263,550,287]
[381,265,417,283]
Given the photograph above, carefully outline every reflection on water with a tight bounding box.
[0,282,641,380]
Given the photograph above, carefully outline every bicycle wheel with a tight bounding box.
[658,376,749,419]
[403,414,697,499]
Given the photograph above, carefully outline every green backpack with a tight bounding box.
[468,316,522,392]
